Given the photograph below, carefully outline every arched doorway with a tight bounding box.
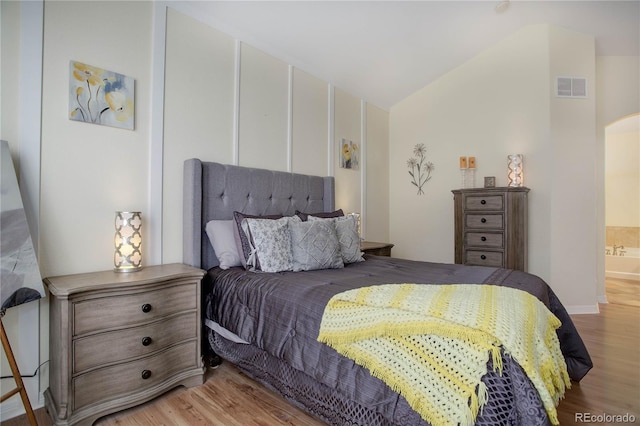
[604,113,640,306]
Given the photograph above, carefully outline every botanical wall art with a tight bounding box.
[339,138,359,170]
[407,143,434,195]
[69,60,135,130]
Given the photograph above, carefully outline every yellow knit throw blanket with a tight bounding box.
[317,284,570,426]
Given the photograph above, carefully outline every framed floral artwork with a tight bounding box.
[69,61,135,130]
[339,138,359,170]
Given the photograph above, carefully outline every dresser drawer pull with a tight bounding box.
[141,336,152,346]
[481,218,487,223]
[141,369,152,380]
[481,255,487,260]
[481,236,487,241]
[141,303,152,313]
[481,200,486,205]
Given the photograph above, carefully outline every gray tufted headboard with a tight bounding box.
[183,159,335,270]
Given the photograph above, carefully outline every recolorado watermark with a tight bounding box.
[575,412,636,423]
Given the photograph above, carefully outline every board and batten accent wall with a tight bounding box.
[160,6,389,264]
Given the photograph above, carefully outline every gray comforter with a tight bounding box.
[204,255,592,425]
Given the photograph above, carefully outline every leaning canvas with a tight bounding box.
[0,141,45,309]
[69,60,135,130]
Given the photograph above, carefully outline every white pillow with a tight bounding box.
[242,216,300,272]
[309,215,364,264]
[205,220,242,269]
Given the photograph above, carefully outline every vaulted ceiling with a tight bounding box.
[178,1,640,110]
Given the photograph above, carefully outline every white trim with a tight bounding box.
[327,84,335,177]
[19,0,43,254]
[360,99,367,240]
[605,270,640,281]
[597,295,609,304]
[287,65,293,172]
[149,2,168,266]
[232,40,241,166]
[566,304,600,315]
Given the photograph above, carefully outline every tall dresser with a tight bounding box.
[44,263,205,426]
[452,187,529,271]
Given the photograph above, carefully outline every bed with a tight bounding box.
[182,159,592,426]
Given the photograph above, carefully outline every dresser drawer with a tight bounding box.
[465,250,503,267]
[464,195,503,211]
[465,232,503,248]
[73,341,198,411]
[74,283,197,336]
[465,214,503,229]
[73,311,197,374]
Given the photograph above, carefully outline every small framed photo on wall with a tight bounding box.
[339,138,359,170]
[484,176,496,188]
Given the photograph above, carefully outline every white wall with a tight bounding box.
[1,1,21,165]
[390,24,599,312]
[162,7,237,264]
[291,69,329,176]
[159,7,389,264]
[365,103,390,242]
[548,26,597,312]
[605,124,640,227]
[39,1,153,277]
[390,25,550,265]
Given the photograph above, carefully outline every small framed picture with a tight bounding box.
[484,176,496,188]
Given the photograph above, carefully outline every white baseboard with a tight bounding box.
[597,294,609,304]
[567,304,600,315]
[606,271,640,281]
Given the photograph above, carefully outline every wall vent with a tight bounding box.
[555,76,587,98]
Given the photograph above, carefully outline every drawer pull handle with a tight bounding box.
[141,303,152,313]
[142,336,152,346]
[481,255,487,260]
[481,236,487,241]
[481,200,486,205]
[141,370,152,380]
[481,218,487,223]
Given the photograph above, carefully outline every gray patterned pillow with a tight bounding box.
[309,215,364,264]
[242,216,300,272]
[290,220,344,271]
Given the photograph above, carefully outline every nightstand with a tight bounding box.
[44,263,206,426]
[361,241,394,257]
[452,187,529,271]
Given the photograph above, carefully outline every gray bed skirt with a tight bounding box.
[207,328,551,426]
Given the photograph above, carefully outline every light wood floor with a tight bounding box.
[4,279,639,426]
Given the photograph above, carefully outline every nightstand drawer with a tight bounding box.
[465,250,503,267]
[464,195,503,211]
[73,311,198,374]
[465,214,503,229]
[73,341,198,411]
[465,232,503,248]
[74,283,197,336]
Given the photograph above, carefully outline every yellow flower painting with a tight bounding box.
[339,138,359,170]
[69,60,134,130]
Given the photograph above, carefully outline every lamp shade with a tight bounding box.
[349,212,362,239]
[507,154,524,187]
[114,211,142,272]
